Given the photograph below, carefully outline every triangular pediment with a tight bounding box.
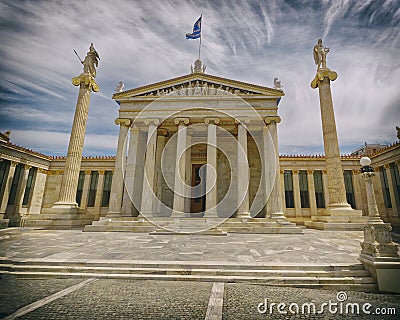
[112,73,284,100]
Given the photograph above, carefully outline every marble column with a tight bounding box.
[322,170,330,206]
[311,70,351,211]
[80,170,91,209]
[0,161,16,213]
[171,118,189,217]
[107,118,131,217]
[94,170,105,213]
[154,129,168,214]
[28,168,47,214]
[236,122,250,219]
[140,119,159,216]
[352,170,363,211]
[52,73,99,212]
[15,165,31,214]
[360,172,384,224]
[307,170,317,216]
[384,164,398,216]
[264,117,285,220]
[184,131,192,213]
[204,118,219,217]
[280,170,287,213]
[292,170,302,219]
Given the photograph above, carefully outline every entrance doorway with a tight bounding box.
[191,164,206,215]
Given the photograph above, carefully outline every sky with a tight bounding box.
[0,0,399,156]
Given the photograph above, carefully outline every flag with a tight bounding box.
[186,15,202,39]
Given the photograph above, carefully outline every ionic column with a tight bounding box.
[236,122,250,219]
[292,170,302,219]
[53,73,99,211]
[264,117,285,220]
[0,161,17,213]
[322,170,329,205]
[28,168,47,214]
[307,170,317,216]
[280,170,286,213]
[140,119,159,216]
[94,170,105,212]
[384,164,398,216]
[171,118,189,217]
[154,129,168,214]
[15,165,31,214]
[311,69,351,211]
[204,118,219,217]
[80,170,91,209]
[352,170,363,211]
[184,131,192,213]
[107,118,131,217]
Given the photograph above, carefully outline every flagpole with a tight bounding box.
[198,14,202,60]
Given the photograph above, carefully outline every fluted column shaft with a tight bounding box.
[307,170,317,216]
[58,84,92,205]
[0,162,16,213]
[171,118,189,217]
[107,119,131,216]
[236,123,250,218]
[317,77,350,208]
[360,172,384,224]
[204,118,219,217]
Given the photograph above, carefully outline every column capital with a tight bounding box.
[322,170,327,174]
[99,170,105,175]
[174,117,190,126]
[85,170,91,175]
[352,169,360,175]
[24,164,32,170]
[293,169,299,175]
[264,116,281,125]
[10,161,18,167]
[115,118,132,127]
[144,118,160,126]
[38,168,48,174]
[384,163,390,169]
[307,169,314,175]
[204,117,220,125]
[280,169,285,174]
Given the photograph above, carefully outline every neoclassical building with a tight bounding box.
[0,60,399,232]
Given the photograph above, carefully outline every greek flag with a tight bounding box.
[186,15,202,39]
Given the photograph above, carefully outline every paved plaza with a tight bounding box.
[1,228,399,319]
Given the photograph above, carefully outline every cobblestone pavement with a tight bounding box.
[1,278,399,320]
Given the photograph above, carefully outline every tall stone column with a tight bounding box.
[0,161,16,213]
[279,170,286,213]
[140,119,159,216]
[107,118,131,217]
[264,117,286,220]
[307,170,317,216]
[184,131,192,213]
[94,170,105,213]
[15,165,31,214]
[171,118,189,217]
[236,122,250,219]
[80,170,91,210]
[28,168,47,214]
[51,57,100,213]
[384,164,398,216]
[307,40,364,229]
[292,170,302,220]
[204,118,219,218]
[154,129,168,214]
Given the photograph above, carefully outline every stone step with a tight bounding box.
[0,270,377,291]
[23,219,94,227]
[0,259,366,271]
[0,264,371,278]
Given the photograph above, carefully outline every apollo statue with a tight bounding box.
[313,39,330,70]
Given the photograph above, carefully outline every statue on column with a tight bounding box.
[313,39,330,70]
[82,43,100,78]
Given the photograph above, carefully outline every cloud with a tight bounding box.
[0,0,399,156]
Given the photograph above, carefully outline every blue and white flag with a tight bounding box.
[186,15,202,39]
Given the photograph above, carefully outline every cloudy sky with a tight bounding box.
[0,0,399,156]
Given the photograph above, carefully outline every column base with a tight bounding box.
[304,207,367,230]
[269,211,288,221]
[45,201,84,214]
[170,211,190,218]
[236,212,251,219]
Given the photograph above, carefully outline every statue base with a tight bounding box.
[305,207,367,230]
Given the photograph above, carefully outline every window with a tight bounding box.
[343,170,356,208]
[76,171,85,206]
[380,167,392,209]
[22,167,37,206]
[390,163,400,209]
[7,163,23,206]
[0,160,10,207]
[101,171,113,207]
[299,170,310,208]
[87,171,99,207]
[313,170,325,208]
[284,170,294,208]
